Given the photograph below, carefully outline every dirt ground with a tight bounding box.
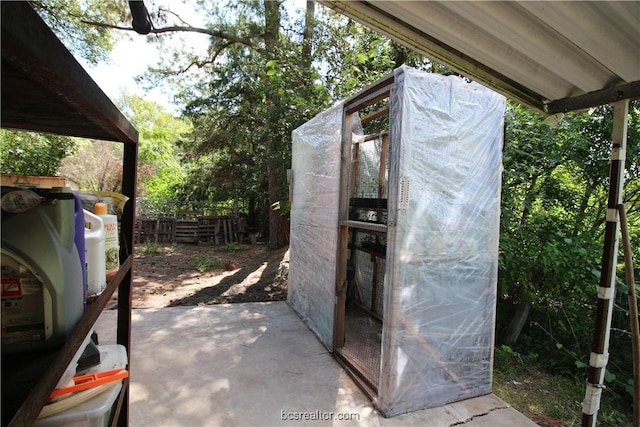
[108,243,289,309]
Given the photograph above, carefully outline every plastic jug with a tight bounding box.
[94,202,119,281]
[84,210,106,297]
[1,187,84,353]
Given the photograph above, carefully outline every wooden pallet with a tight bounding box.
[135,215,245,245]
[198,216,246,245]
[135,217,175,243]
[176,219,198,243]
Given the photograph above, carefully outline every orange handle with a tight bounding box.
[50,369,129,398]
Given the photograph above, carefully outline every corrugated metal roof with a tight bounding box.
[319,1,640,113]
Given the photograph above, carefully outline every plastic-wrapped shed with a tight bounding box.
[288,66,506,417]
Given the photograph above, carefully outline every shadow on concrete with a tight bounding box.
[94,303,537,427]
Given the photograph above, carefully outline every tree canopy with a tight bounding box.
[1,130,77,176]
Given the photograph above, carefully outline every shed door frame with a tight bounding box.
[332,72,396,398]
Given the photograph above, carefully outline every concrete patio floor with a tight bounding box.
[95,302,537,426]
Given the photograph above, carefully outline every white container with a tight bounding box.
[34,345,128,427]
[93,203,119,281]
[1,187,84,353]
[83,210,106,297]
[83,344,128,374]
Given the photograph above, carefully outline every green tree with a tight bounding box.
[498,101,639,407]
[58,140,122,191]
[44,1,436,246]
[169,2,438,245]
[118,95,191,199]
[170,0,324,245]
[1,129,77,176]
[31,0,124,64]
[56,96,190,195]
[313,8,437,100]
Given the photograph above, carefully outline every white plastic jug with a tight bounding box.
[84,210,106,297]
[1,187,84,353]
[94,202,119,281]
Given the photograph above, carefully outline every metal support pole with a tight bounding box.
[581,99,629,426]
[116,140,138,427]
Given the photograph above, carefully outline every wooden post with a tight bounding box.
[371,256,380,313]
[582,100,629,427]
[378,133,389,198]
[154,218,160,244]
[334,111,354,350]
[116,140,137,427]
[352,143,360,196]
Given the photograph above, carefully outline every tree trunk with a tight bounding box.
[519,174,538,226]
[247,196,257,232]
[501,300,531,345]
[267,165,288,248]
[263,0,287,248]
[499,172,538,346]
[572,183,593,236]
[301,1,315,71]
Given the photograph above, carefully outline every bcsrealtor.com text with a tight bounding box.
[281,410,361,421]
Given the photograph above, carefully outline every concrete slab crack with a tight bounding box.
[448,405,511,426]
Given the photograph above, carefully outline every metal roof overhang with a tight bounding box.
[318,1,640,114]
[1,2,138,144]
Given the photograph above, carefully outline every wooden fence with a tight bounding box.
[134,214,247,245]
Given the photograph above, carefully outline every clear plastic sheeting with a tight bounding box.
[289,66,505,417]
[288,103,343,350]
[378,67,505,416]
[354,136,387,199]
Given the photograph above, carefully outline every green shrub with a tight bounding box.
[141,241,160,254]
[190,254,222,272]
[220,243,249,252]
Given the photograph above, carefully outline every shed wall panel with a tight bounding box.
[288,103,343,350]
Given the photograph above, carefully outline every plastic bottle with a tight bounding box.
[1,186,84,353]
[84,210,106,296]
[94,202,119,281]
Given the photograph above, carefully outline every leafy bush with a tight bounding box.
[141,241,160,254]
[220,243,249,252]
[190,254,222,272]
[493,345,632,426]
[497,102,638,420]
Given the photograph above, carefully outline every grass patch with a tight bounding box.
[190,254,222,272]
[219,243,249,252]
[141,241,160,254]
[493,345,632,427]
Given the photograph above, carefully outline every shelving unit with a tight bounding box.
[1,3,138,426]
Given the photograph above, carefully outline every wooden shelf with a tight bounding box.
[342,220,388,234]
[350,198,388,210]
[2,5,137,426]
[6,257,133,427]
